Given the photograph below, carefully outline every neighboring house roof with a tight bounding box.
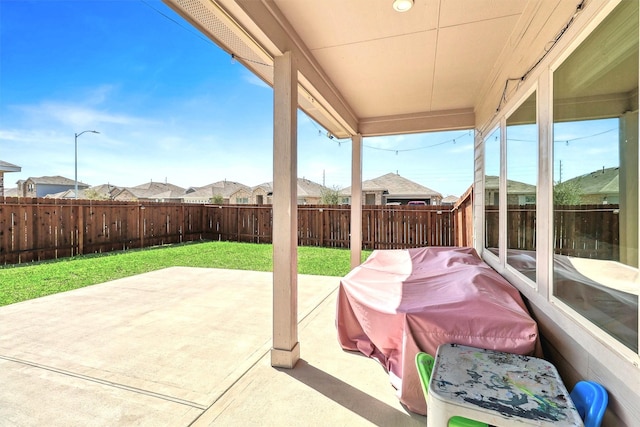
[43,184,123,200]
[562,167,619,195]
[44,189,77,199]
[41,181,187,200]
[86,184,121,199]
[3,187,18,196]
[0,161,21,172]
[441,195,459,204]
[128,181,186,199]
[484,175,536,193]
[297,178,328,198]
[253,178,329,198]
[253,182,273,195]
[183,181,251,200]
[341,173,442,198]
[113,188,138,201]
[24,175,89,186]
[182,186,218,200]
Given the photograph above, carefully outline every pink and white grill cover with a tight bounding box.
[336,246,540,415]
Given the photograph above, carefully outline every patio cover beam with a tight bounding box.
[234,0,358,138]
[358,109,475,137]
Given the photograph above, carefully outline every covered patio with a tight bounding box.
[0,267,425,426]
[136,0,638,424]
[3,0,637,424]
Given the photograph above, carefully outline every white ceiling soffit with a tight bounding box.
[164,0,585,138]
[163,0,358,138]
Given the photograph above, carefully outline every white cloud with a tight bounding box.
[84,84,120,105]
[0,128,67,144]
[16,102,156,129]
[242,70,270,89]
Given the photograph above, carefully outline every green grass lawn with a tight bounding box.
[0,241,372,307]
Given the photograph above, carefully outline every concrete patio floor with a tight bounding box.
[0,267,426,426]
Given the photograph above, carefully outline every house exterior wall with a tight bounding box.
[19,179,35,197]
[343,190,448,205]
[182,195,211,204]
[297,195,321,205]
[475,1,639,425]
[579,193,619,205]
[183,198,200,203]
[252,187,270,204]
[139,196,183,203]
[230,188,251,204]
[113,190,138,202]
[37,184,71,197]
[364,192,380,205]
[486,191,536,205]
[18,179,89,198]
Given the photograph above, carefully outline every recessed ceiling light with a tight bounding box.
[393,0,414,12]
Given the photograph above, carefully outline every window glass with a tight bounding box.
[507,92,537,282]
[553,0,639,352]
[484,127,501,254]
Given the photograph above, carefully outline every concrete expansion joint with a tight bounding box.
[0,354,206,410]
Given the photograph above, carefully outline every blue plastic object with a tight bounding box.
[570,380,608,427]
[415,352,488,427]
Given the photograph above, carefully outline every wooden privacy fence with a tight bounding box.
[554,204,620,260]
[212,204,461,249]
[297,204,466,249]
[0,196,473,264]
[362,205,455,249]
[485,204,620,260]
[0,198,214,264]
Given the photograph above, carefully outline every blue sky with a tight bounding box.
[484,118,619,188]
[0,0,476,197]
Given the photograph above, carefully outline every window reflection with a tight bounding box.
[506,92,537,282]
[484,128,500,253]
[553,0,639,352]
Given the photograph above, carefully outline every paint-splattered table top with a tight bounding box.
[427,343,583,427]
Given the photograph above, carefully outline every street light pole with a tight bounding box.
[74,130,100,199]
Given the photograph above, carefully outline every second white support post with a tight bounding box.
[350,134,363,269]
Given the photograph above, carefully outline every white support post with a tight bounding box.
[350,134,363,269]
[498,117,507,267]
[537,69,553,297]
[473,131,484,255]
[619,111,639,267]
[271,51,299,368]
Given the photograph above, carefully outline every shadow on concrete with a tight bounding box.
[279,359,425,425]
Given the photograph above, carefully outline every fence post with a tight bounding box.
[139,205,145,249]
[78,202,84,255]
[319,207,324,247]
[180,204,184,243]
[236,205,240,242]
[201,204,206,240]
